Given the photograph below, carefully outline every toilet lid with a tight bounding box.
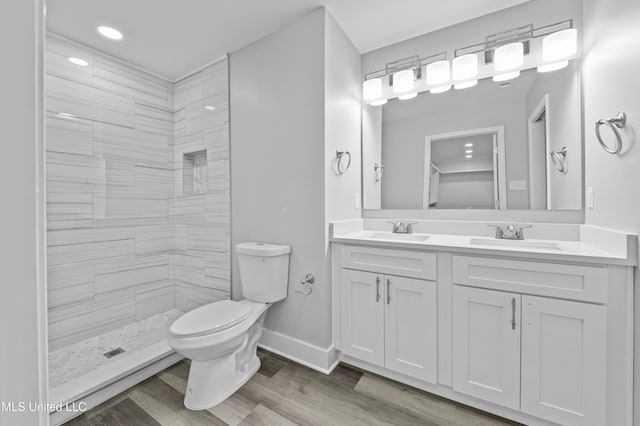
[170,300,251,338]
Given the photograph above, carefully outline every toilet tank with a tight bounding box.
[236,242,291,303]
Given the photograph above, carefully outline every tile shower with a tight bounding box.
[45,34,231,395]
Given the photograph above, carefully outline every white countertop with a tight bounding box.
[330,220,638,266]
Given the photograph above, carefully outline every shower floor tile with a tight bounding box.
[49,309,183,389]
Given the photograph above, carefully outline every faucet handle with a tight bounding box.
[387,220,401,233]
[515,224,532,240]
[487,224,505,239]
[404,222,418,234]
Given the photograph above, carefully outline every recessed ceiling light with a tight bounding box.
[68,57,89,67]
[204,105,216,111]
[465,150,473,154]
[465,154,473,159]
[464,143,473,147]
[97,26,123,40]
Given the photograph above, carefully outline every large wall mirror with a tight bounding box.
[363,62,582,211]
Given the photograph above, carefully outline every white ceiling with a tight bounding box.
[46,0,530,81]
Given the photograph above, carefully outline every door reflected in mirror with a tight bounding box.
[362,62,582,211]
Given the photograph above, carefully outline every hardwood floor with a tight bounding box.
[66,349,521,426]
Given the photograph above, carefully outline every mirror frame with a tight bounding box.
[361,61,585,224]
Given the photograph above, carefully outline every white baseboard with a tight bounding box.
[258,328,339,375]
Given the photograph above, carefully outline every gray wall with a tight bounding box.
[230,8,360,351]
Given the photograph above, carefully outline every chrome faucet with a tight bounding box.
[488,224,532,240]
[388,221,417,234]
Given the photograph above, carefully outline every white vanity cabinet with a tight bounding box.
[340,246,437,383]
[452,255,607,426]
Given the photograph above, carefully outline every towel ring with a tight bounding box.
[550,147,567,173]
[595,112,626,154]
[373,163,384,182]
[336,149,351,175]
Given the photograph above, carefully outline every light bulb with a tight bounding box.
[426,60,450,85]
[393,69,414,93]
[543,28,577,62]
[452,54,478,81]
[494,42,523,71]
[363,78,382,101]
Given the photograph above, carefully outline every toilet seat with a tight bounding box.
[170,300,251,338]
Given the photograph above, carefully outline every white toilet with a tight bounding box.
[168,242,290,410]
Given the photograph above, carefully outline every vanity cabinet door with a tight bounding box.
[521,296,606,426]
[452,286,521,411]
[341,269,385,366]
[385,276,437,383]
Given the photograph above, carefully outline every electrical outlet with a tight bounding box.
[509,180,527,191]
[355,193,361,209]
[587,186,594,208]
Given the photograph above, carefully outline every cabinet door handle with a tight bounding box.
[386,278,391,304]
[511,297,516,330]
[375,277,380,302]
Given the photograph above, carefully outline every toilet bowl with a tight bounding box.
[168,242,290,410]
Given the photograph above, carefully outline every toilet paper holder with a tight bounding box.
[295,273,315,295]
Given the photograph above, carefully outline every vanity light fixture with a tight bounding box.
[538,28,577,73]
[360,20,577,104]
[68,57,89,66]
[363,78,383,101]
[97,26,123,40]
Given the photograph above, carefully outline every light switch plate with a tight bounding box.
[509,180,527,191]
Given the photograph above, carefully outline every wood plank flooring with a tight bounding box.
[65,349,522,425]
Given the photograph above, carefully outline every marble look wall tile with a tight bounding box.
[135,225,174,256]
[204,128,230,160]
[48,291,136,351]
[135,284,174,321]
[135,104,173,136]
[46,114,94,156]
[93,56,171,109]
[46,74,135,128]
[94,254,170,295]
[135,165,173,195]
[173,71,203,111]
[47,262,94,309]
[45,36,94,86]
[94,122,170,165]
[175,282,229,312]
[173,254,205,287]
[187,224,226,252]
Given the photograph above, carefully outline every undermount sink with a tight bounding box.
[359,232,430,242]
[469,238,563,250]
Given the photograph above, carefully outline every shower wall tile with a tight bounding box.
[46,114,94,156]
[46,35,175,349]
[46,35,231,350]
[93,56,171,109]
[45,37,94,85]
[170,59,231,310]
[135,284,175,321]
[46,74,135,128]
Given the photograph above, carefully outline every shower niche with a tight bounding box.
[183,150,209,195]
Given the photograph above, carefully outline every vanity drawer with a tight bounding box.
[452,256,607,303]
[341,245,436,280]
